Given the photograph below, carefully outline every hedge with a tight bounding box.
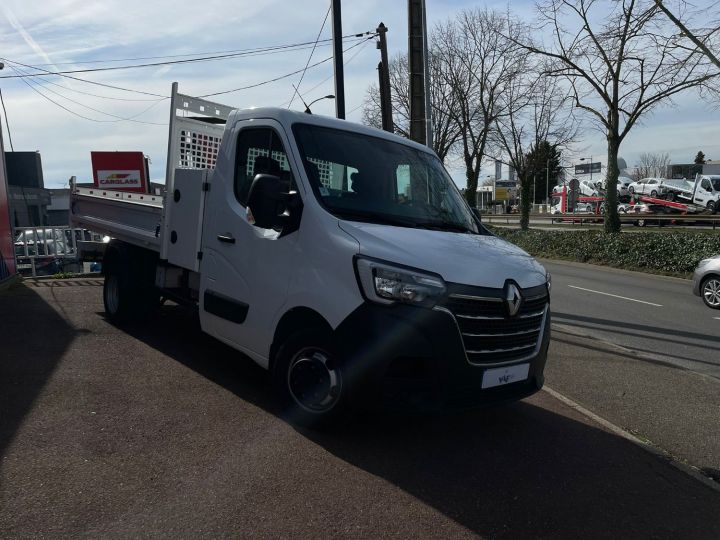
[491,228,720,276]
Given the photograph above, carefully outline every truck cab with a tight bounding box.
[199,109,550,423]
[692,175,720,212]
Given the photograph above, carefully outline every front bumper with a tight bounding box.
[334,301,550,412]
[692,270,702,296]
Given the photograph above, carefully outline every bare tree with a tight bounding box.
[637,151,671,177]
[361,51,461,162]
[493,72,578,229]
[515,0,719,232]
[434,8,526,208]
[654,0,720,70]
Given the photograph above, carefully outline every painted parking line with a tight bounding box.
[568,285,663,307]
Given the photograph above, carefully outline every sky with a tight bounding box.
[0,0,719,189]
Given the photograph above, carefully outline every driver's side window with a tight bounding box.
[234,128,294,206]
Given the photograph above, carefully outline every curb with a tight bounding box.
[542,385,720,494]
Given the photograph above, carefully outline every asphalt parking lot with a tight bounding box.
[2,279,720,539]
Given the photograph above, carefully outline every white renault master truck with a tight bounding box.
[71,87,551,426]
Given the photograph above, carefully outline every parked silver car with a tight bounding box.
[692,255,720,309]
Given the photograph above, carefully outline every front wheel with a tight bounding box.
[708,201,717,214]
[650,190,658,197]
[273,330,349,428]
[701,276,720,309]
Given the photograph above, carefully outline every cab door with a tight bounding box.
[199,120,302,364]
[694,177,713,206]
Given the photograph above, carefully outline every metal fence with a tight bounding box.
[483,213,720,229]
[13,226,105,277]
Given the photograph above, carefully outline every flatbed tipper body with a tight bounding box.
[71,187,164,251]
[71,83,551,426]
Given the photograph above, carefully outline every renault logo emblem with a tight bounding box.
[505,283,522,317]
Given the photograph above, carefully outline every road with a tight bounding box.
[544,260,720,378]
[1,277,719,538]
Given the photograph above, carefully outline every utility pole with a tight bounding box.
[421,0,432,148]
[408,0,426,145]
[376,23,393,133]
[332,0,345,119]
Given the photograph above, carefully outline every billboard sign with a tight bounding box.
[91,151,148,193]
[574,162,602,175]
[0,127,16,280]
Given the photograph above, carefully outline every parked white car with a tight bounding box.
[617,176,633,199]
[628,178,666,197]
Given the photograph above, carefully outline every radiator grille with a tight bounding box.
[439,285,548,365]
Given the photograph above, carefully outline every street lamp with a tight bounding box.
[488,175,495,214]
[304,94,335,114]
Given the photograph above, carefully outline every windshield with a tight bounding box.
[292,123,481,234]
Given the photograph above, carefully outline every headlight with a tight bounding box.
[546,272,552,293]
[354,257,446,307]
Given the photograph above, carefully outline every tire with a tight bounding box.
[629,186,634,194]
[103,266,133,324]
[273,329,349,428]
[102,243,159,325]
[701,276,720,309]
[667,192,676,202]
[650,190,658,197]
[636,219,646,227]
[708,201,717,214]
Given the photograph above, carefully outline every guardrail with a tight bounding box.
[13,226,105,277]
[483,213,720,229]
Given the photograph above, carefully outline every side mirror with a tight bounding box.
[247,174,289,229]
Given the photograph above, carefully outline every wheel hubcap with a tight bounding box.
[703,279,720,307]
[287,348,342,413]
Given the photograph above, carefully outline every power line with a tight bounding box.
[201,36,374,98]
[279,37,372,107]
[25,41,345,67]
[288,4,332,109]
[9,65,167,125]
[0,58,167,98]
[26,77,166,102]
[0,34,372,79]
[0,88,14,151]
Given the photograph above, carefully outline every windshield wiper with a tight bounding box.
[414,220,478,234]
[334,209,418,227]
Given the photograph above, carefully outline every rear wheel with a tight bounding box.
[102,242,159,324]
[103,264,134,324]
[273,329,348,428]
[701,276,720,309]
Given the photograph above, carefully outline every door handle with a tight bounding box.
[217,234,236,244]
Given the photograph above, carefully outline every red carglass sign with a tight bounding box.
[91,151,148,193]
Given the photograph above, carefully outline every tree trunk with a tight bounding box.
[464,157,479,208]
[520,170,531,230]
[604,134,621,233]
